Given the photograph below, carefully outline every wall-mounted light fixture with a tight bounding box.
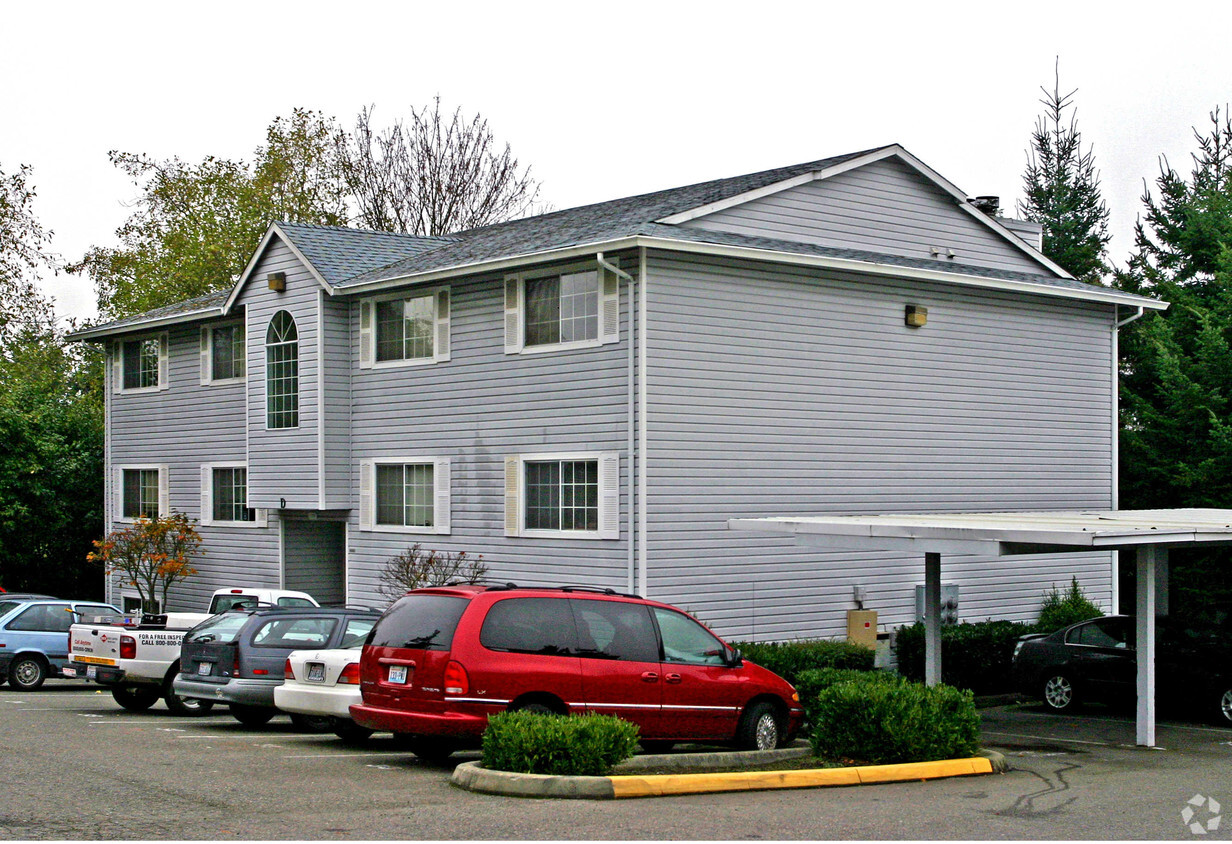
[905,305,928,328]
[268,272,287,292]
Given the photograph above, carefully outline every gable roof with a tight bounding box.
[69,144,1164,341]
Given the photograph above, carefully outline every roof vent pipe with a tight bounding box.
[969,196,1001,217]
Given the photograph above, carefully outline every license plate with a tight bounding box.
[387,665,408,684]
[86,665,97,680]
[307,662,325,682]
[197,662,213,676]
[63,666,77,678]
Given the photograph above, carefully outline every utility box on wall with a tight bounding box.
[846,609,878,647]
[915,583,960,624]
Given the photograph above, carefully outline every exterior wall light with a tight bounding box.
[268,272,287,292]
[905,305,928,328]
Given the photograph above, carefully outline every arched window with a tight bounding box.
[266,311,298,429]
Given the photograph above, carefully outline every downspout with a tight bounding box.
[597,252,637,594]
[1111,305,1144,612]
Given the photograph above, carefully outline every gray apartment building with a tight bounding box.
[70,144,1163,641]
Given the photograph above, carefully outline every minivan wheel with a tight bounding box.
[1042,673,1078,712]
[1217,687,1232,724]
[230,704,276,727]
[737,702,782,751]
[8,656,47,691]
[111,684,160,711]
[405,736,458,763]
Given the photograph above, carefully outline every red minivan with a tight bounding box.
[350,585,803,760]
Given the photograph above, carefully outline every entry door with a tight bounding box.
[281,517,346,605]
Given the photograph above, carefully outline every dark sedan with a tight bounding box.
[1012,614,1231,724]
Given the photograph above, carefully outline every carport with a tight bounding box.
[728,508,1232,747]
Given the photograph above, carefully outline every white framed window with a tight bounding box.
[359,287,451,369]
[504,452,619,539]
[504,262,620,354]
[112,333,168,393]
[114,465,169,522]
[265,311,298,429]
[200,464,268,527]
[200,321,246,385]
[121,593,161,614]
[359,457,451,534]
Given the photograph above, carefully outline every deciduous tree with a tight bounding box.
[88,513,202,612]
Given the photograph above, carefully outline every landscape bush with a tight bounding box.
[731,638,875,685]
[480,711,640,776]
[894,619,1037,695]
[1036,576,1104,632]
[809,674,980,764]
[794,667,898,724]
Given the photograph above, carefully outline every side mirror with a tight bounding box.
[727,647,743,668]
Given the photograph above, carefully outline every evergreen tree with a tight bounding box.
[1019,65,1111,283]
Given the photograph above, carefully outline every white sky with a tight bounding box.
[4,0,1231,325]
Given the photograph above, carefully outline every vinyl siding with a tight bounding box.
[343,258,637,606]
[105,319,281,611]
[321,294,351,508]
[683,157,1052,276]
[241,239,321,509]
[642,251,1115,640]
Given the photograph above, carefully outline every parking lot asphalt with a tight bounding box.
[3,680,1230,840]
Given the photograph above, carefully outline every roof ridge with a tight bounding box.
[275,219,458,243]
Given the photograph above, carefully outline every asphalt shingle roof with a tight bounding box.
[275,222,452,286]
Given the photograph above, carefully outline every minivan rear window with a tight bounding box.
[369,595,468,651]
[480,598,578,655]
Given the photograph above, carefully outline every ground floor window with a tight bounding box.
[121,468,162,520]
[505,451,619,539]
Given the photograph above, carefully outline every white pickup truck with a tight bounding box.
[64,588,318,714]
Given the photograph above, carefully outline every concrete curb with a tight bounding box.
[450,749,1008,799]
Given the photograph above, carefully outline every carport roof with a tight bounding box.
[728,508,1232,556]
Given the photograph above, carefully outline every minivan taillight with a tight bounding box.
[284,659,294,680]
[338,663,361,685]
[444,660,468,695]
[119,635,136,660]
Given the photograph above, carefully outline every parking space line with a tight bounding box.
[282,752,414,759]
[983,730,1117,747]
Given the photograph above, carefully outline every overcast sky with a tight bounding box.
[4,0,1231,325]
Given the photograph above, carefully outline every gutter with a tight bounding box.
[597,252,638,596]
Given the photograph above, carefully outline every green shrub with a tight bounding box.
[795,667,899,725]
[809,675,980,764]
[894,619,1037,695]
[731,638,875,685]
[1037,577,1103,632]
[481,711,640,776]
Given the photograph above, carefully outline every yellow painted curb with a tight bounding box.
[608,756,994,798]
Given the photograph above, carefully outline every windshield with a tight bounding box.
[369,595,467,651]
[185,612,251,644]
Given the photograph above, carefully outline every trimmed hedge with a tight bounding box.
[481,711,640,776]
[809,674,980,764]
[794,667,899,717]
[895,619,1037,695]
[731,639,875,685]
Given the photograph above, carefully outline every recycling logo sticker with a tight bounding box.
[1182,794,1222,835]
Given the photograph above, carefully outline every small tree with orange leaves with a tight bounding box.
[88,512,203,612]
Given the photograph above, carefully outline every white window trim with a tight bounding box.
[504,260,619,356]
[120,591,162,614]
[359,286,451,370]
[113,464,169,523]
[505,451,619,540]
[113,333,169,394]
[358,456,451,535]
[264,310,299,431]
[200,320,247,386]
[200,462,268,528]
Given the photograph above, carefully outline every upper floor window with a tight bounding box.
[114,334,168,393]
[504,264,620,354]
[204,465,256,524]
[117,465,167,521]
[201,323,245,384]
[359,288,451,369]
[265,311,298,429]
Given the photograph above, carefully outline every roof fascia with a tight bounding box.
[340,233,1164,312]
[222,222,335,313]
[66,305,227,342]
[655,146,900,225]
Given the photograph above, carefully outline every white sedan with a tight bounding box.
[275,646,373,742]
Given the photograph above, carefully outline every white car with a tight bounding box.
[275,645,373,742]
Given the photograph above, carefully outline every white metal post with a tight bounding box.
[1135,545,1161,747]
[925,552,942,687]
